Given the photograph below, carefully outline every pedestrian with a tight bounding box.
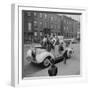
[42,35,47,48]
[48,59,58,76]
[58,41,64,54]
[63,50,67,64]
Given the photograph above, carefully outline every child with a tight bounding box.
[48,59,58,76]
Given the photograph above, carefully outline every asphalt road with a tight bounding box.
[23,43,80,77]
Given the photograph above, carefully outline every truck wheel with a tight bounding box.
[43,57,51,68]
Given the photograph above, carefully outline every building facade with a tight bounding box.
[22,11,80,44]
[62,16,80,39]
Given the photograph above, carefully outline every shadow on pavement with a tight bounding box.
[23,62,45,77]
[23,58,64,77]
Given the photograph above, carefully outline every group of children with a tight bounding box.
[40,34,69,76]
[41,34,63,51]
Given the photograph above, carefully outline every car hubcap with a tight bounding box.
[26,56,32,63]
[68,51,72,57]
[44,59,50,67]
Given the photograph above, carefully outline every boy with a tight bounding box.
[48,59,58,76]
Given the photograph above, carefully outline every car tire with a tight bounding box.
[67,50,72,58]
[63,50,67,58]
[26,56,32,63]
[43,57,51,68]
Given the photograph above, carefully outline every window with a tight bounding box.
[64,26,66,30]
[28,22,32,31]
[40,21,43,28]
[34,21,37,26]
[34,12,37,16]
[50,25,53,29]
[58,25,60,29]
[40,32,42,36]
[68,21,69,24]
[64,19,66,23]
[40,21,42,25]
[54,16,57,21]
[27,12,31,16]
[51,16,53,21]
[44,14,47,19]
[40,13,43,18]
[67,26,68,30]
[34,32,37,36]
[44,22,47,27]
[54,25,56,29]
[67,21,68,24]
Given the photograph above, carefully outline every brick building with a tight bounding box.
[62,15,80,39]
[22,11,80,44]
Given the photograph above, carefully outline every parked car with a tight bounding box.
[26,39,73,67]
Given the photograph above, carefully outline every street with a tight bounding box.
[23,43,80,77]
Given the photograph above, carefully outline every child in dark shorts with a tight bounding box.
[48,59,58,76]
